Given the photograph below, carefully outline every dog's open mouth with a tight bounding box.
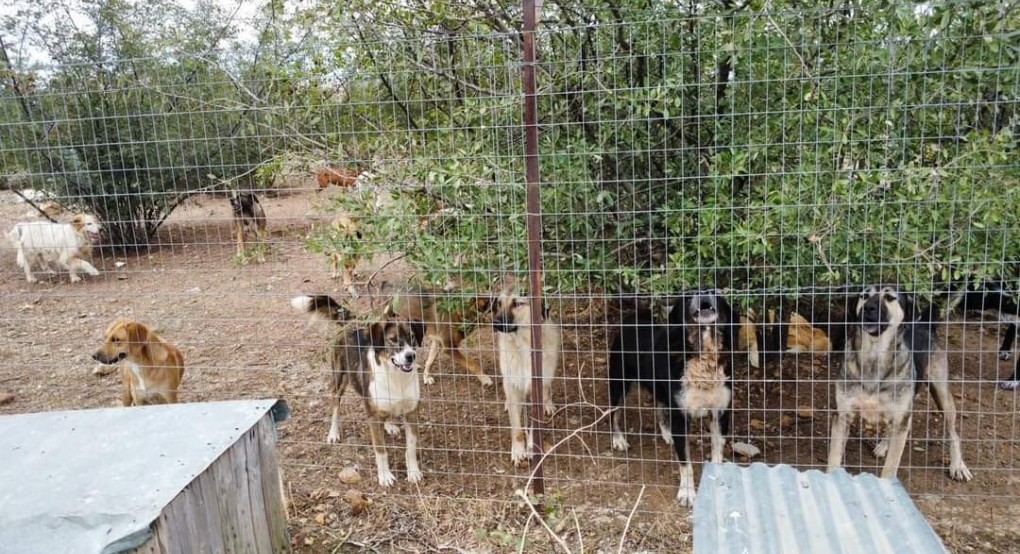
[86,231,102,243]
[492,322,518,333]
[396,362,416,373]
[93,351,128,364]
[692,309,718,325]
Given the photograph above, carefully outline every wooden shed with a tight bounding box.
[0,399,291,554]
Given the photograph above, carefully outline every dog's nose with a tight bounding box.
[404,351,416,364]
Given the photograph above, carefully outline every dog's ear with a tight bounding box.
[125,322,150,345]
[369,321,387,346]
[667,297,687,325]
[897,291,917,321]
[408,320,426,347]
[476,296,496,313]
[124,322,152,359]
[71,214,86,232]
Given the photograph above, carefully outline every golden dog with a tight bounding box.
[92,320,185,406]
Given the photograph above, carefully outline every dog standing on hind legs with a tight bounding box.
[827,285,971,482]
[229,190,267,260]
[491,291,561,466]
[291,294,427,487]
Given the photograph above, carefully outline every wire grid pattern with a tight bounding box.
[1,2,1019,545]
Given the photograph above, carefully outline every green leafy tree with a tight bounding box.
[314,0,1019,303]
[0,0,326,247]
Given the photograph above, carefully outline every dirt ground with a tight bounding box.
[1,187,1019,553]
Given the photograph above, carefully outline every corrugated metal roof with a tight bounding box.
[694,463,947,554]
[0,399,287,554]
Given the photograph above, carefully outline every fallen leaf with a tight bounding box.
[344,489,372,515]
[314,513,326,525]
[749,419,765,431]
[780,414,794,428]
[0,393,14,406]
[796,406,815,419]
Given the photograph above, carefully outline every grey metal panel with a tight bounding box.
[694,463,948,554]
[0,399,285,554]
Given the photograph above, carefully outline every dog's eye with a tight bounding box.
[111,337,120,343]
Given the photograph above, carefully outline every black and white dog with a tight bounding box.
[944,280,1019,390]
[607,290,738,506]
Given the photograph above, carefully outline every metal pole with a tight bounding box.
[521,0,546,505]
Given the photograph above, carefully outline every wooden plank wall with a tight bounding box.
[130,413,290,553]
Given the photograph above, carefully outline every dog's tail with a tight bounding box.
[291,294,351,323]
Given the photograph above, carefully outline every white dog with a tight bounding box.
[491,291,561,466]
[8,214,103,283]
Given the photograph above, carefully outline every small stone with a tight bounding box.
[338,467,362,484]
[731,442,761,458]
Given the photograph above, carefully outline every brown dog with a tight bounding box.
[92,320,185,406]
[292,294,426,487]
[316,164,363,190]
[392,290,493,386]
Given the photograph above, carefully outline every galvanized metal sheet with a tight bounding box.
[694,462,947,554]
[0,399,285,554]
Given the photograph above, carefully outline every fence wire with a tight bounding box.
[1,2,1019,552]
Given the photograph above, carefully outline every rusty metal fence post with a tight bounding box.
[522,0,546,505]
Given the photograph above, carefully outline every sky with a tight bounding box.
[0,0,263,67]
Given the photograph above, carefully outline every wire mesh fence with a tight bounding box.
[1,1,1019,551]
